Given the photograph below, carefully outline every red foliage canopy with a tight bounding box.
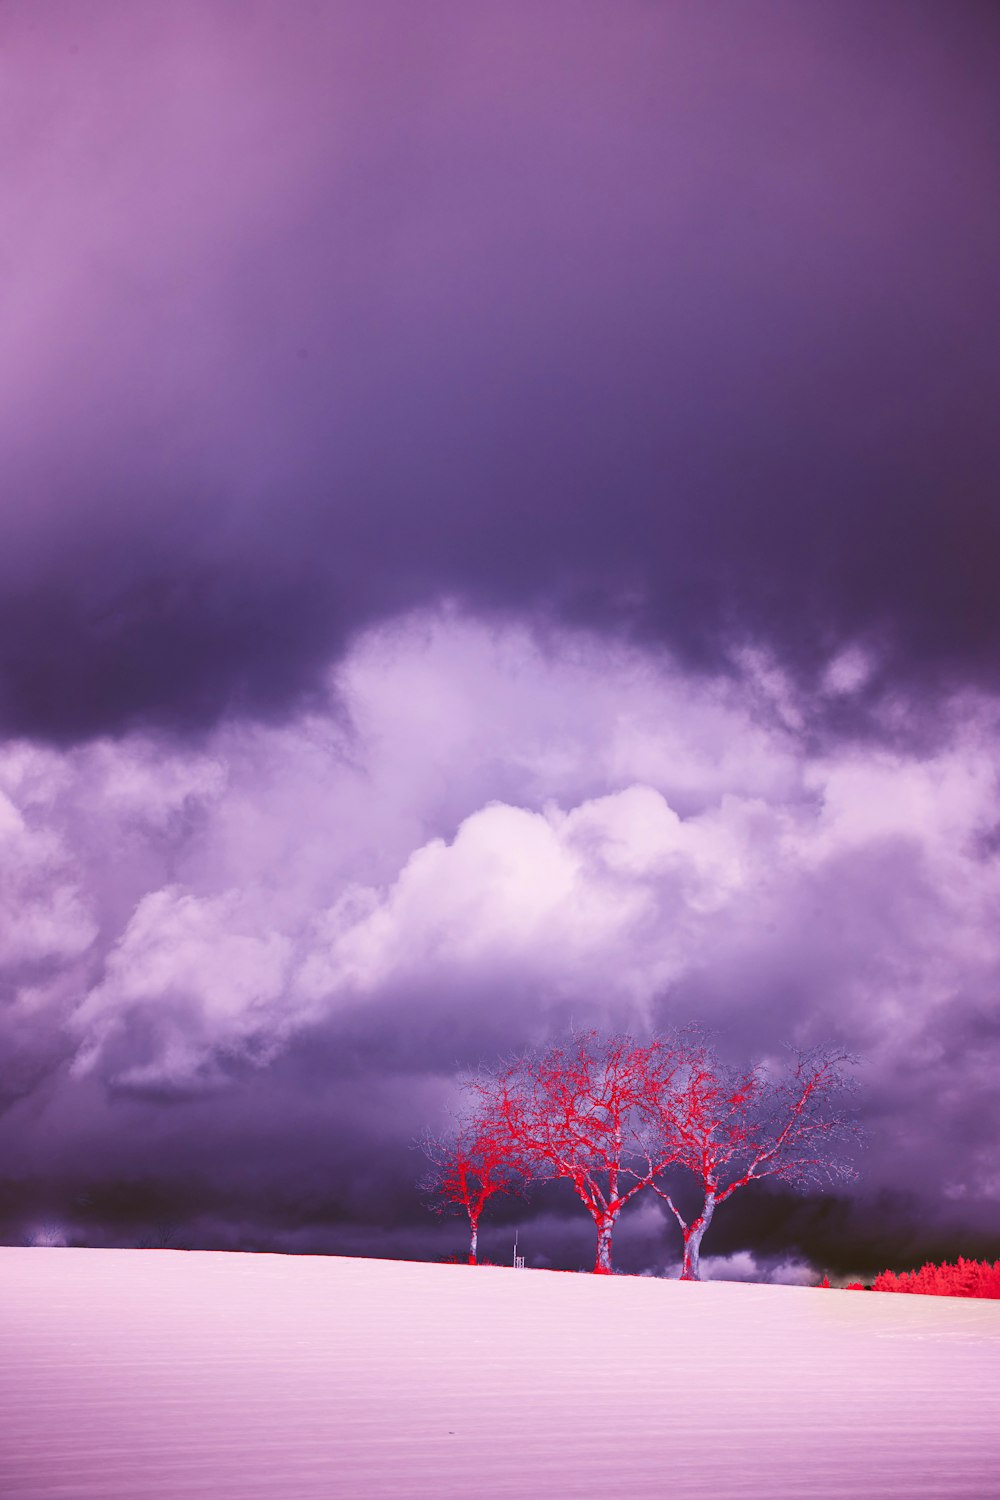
[464,1028,693,1272]
[417,1121,521,1263]
[649,1044,862,1278]
[871,1257,1000,1299]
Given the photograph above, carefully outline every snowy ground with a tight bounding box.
[2,1248,999,1499]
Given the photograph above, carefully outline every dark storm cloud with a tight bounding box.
[1,0,998,739]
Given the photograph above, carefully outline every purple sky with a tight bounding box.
[1,0,999,1277]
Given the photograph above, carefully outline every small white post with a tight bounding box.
[513,1229,524,1269]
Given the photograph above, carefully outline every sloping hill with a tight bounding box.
[2,1248,998,1498]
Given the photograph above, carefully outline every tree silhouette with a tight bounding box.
[417,1119,522,1264]
[465,1029,693,1274]
[650,1045,862,1280]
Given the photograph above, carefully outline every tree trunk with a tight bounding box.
[680,1195,715,1280]
[469,1217,479,1265]
[594,1215,617,1275]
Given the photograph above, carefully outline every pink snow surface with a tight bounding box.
[2,1249,999,1499]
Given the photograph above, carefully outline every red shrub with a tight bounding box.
[870,1257,1000,1299]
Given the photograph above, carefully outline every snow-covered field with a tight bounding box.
[2,1248,999,1499]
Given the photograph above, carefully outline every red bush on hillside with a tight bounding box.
[871,1257,1000,1299]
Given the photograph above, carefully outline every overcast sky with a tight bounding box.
[1,0,999,1278]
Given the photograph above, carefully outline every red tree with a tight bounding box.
[466,1029,692,1274]
[417,1120,521,1264]
[649,1045,862,1280]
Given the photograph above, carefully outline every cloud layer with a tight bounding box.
[1,612,999,1264]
